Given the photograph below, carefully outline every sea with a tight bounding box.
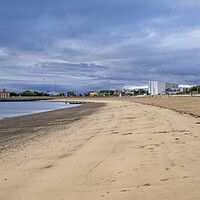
[0,101,79,120]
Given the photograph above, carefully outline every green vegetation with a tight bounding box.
[9,90,66,97]
[176,86,200,94]
[9,92,18,96]
[99,90,114,96]
[84,93,89,96]
[131,89,148,95]
[190,85,200,93]
[17,91,49,96]
[59,93,65,96]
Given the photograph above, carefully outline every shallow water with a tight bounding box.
[0,101,79,119]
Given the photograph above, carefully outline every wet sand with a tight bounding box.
[0,98,200,200]
[0,102,105,153]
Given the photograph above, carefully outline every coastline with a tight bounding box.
[66,96,200,117]
[1,98,200,199]
[0,102,105,153]
[0,96,59,102]
[0,101,80,120]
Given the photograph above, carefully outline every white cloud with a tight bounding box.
[159,29,200,49]
[124,85,148,90]
[0,47,8,57]
[179,84,193,88]
[148,32,156,38]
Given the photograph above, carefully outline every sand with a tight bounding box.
[0,102,104,153]
[128,96,200,117]
[0,98,200,200]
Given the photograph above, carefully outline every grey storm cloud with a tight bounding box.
[0,0,200,92]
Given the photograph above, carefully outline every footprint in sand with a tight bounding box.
[59,152,73,159]
[40,164,53,170]
[111,131,119,134]
[142,183,151,187]
[122,132,133,135]
[160,178,169,182]
[120,189,130,192]
[110,179,116,183]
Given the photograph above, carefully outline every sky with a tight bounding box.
[0,0,200,93]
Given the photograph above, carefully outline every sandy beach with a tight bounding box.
[1,98,200,200]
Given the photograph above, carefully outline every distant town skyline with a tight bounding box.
[0,0,200,92]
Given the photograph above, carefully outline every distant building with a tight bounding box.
[0,88,10,98]
[84,91,94,96]
[47,91,59,96]
[89,92,105,97]
[90,92,98,97]
[114,89,134,97]
[114,90,125,97]
[122,89,134,96]
[148,81,179,95]
[166,87,183,94]
[97,93,105,97]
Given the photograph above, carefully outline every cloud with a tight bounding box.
[159,29,200,49]
[0,0,200,92]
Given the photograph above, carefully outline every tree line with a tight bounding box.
[9,90,65,97]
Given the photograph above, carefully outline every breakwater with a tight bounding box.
[65,101,91,104]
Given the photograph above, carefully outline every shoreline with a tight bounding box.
[0,101,80,120]
[0,96,59,102]
[1,98,200,199]
[0,102,105,154]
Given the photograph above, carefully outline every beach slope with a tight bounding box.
[0,99,200,200]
